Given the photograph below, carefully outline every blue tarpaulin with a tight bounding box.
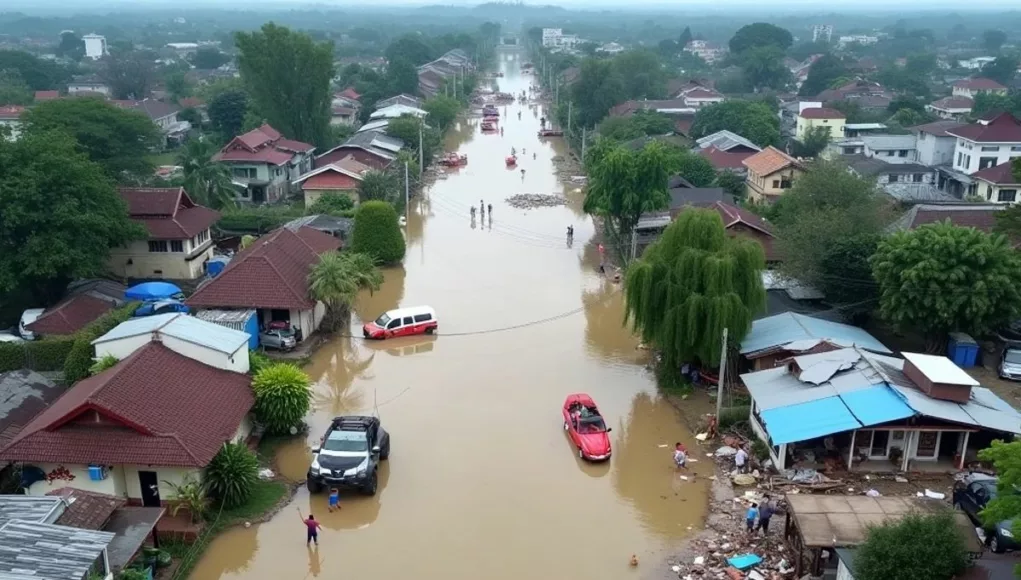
[841,385,915,427]
[760,397,862,445]
[124,282,183,301]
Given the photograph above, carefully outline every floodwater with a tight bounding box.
[189,47,708,580]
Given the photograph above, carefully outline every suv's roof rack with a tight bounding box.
[331,415,374,431]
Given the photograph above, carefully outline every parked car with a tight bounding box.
[1000,348,1021,381]
[562,393,612,461]
[307,416,390,496]
[953,472,1018,553]
[260,328,297,351]
[362,306,437,340]
[0,331,25,344]
[133,300,190,318]
[18,308,44,340]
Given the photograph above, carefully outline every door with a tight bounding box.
[138,471,162,507]
[399,316,415,337]
[385,318,401,338]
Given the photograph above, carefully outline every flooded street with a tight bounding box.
[190,47,708,580]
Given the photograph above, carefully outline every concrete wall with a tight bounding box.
[108,237,214,280]
[796,116,846,141]
[980,181,1020,204]
[915,133,956,166]
[953,140,1021,174]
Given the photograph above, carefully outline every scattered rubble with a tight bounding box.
[505,193,566,209]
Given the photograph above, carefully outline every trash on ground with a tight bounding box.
[695,432,708,441]
[505,193,565,209]
[732,473,757,486]
[727,554,762,570]
[924,489,946,499]
[866,489,881,497]
[257,468,275,480]
[715,446,738,456]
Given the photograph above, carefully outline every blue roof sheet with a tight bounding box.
[740,312,892,355]
[840,385,915,427]
[760,397,863,445]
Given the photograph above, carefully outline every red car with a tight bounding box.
[362,306,437,340]
[562,393,612,461]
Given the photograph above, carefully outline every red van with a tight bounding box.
[363,306,438,340]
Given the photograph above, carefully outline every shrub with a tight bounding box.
[855,512,968,580]
[351,200,405,265]
[308,192,355,215]
[26,337,76,370]
[249,349,271,375]
[204,442,259,509]
[217,206,303,233]
[63,337,95,385]
[251,363,312,433]
[718,406,751,431]
[162,475,207,523]
[0,343,26,373]
[89,354,119,375]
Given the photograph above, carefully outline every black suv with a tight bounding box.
[307,416,390,496]
[953,472,1018,553]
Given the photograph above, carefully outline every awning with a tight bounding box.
[760,397,862,445]
[104,506,166,572]
[841,385,915,427]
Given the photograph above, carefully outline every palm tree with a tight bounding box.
[178,139,237,210]
[308,251,384,330]
[357,169,401,207]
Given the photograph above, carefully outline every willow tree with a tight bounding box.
[624,209,766,368]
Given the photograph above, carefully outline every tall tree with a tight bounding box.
[624,209,766,368]
[100,50,156,99]
[0,130,145,299]
[309,251,383,330]
[190,47,230,70]
[0,70,32,105]
[208,89,249,138]
[235,23,334,148]
[385,34,436,67]
[678,27,693,48]
[738,46,790,91]
[165,71,191,102]
[798,54,845,97]
[729,23,793,55]
[385,57,419,96]
[690,100,781,148]
[21,97,160,179]
[386,115,440,168]
[983,29,1008,53]
[981,54,1020,86]
[789,125,832,158]
[871,222,1021,347]
[611,50,667,99]
[178,140,237,210]
[423,95,460,131]
[358,169,402,208]
[56,32,85,62]
[854,512,968,580]
[570,57,625,129]
[0,50,71,90]
[668,147,717,187]
[583,140,676,264]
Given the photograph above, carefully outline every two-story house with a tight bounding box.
[951,77,1008,99]
[112,99,186,146]
[973,161,1021,204]
[796,107,846,141]
[743,146,805,204]
[331,88,361,127]
[213,124,315,203]
[108,187,220,280]
[911,120,967,166]
[926,96,975,120]
[939,112,1021,197]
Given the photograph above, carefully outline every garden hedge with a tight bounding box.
[351,201,406,265]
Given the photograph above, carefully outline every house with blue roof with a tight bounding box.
[742,347,1021,472]
[740,312,891,371]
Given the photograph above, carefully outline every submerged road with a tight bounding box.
[189,46,708,580]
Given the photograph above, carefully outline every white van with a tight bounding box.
[19,308,45,341]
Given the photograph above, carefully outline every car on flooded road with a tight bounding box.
[563,393,612,461]
[362,306,437,340]
[308,416,390,496]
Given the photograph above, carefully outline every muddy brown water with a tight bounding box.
[188,47,708,580]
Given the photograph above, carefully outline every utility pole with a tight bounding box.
[630,226,638,263]
[581,127,587,160]
[555,78,559,106]
[567,101,572,134]
[418,122,423,177]
[715,328,729,418]
[404,162,410,223]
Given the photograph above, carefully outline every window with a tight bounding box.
[386,319,400,330]
[888,174,899,183]
[413,313,433,323]
[402,316,414,326]
[148,240,168,253]
[979,157,998,170]
[193,230,209,246]
[957,152,963,166]
[170,240,184,252]
[772,179,780,188]
[232,167,256,179]
[981,146,999,152]
[1012,146,1021,152]
[912,174,923,183]
[999,189,1018,203]
[843,147,857,155]
[780,179,793,189]
[898,150,908,157]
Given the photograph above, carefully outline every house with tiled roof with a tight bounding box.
[926,96,974,120]
[187,225,341,342]
[635,199,779,263]
[294,155,373,207]
[742,146,805,204]
[316,131,402,170]
[972,161,1021,204]
[796,107,846,141]
[109,187,220,280]
[698,146,757,175]
[888,203,1006,235]
[213,124,316,203]
[331,90,362,126]
[24,280,127,338]
[911,120,968,166]
[940,112,1021,197]
[952,77,1007,99]
[33,90,59,102]
[0,341,253,508]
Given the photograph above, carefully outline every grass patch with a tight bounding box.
[219,479,288,523]
[149,152,179,166]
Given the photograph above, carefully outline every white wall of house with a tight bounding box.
[914,132,957,166]
[160,335,250,374]
[837,560,855,580]
[94,334,152,361]
[67,83,111,96]
[123,466,200,501]
[978,180,1020,204]
[864,145,917,164]
[107,232,214,280]
[952,140,1021,174]
[874,171,936,185]
[926,104,971,120]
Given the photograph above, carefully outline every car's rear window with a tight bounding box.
[414,313,432,322]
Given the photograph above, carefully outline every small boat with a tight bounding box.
[538,129,564,137]
[439,153,468,167]
[481,121,497,132]
[505,155,517,167]
[482,105,499,117]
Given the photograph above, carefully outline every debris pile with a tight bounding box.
[505,193,566,209]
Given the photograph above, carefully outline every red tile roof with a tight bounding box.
[929,96,974,110]
[0,343,253,468]
[339,87,361,101]
[178,97,204,108]
[0,105,26,120]
[47,488,126,530]
[973,161,1021,185]
[684,88,724,100]
[799,107,846,119]
[118,187,220,240]
[302,172,360,190]
[910,120,968,137]
[215,124,313,165]
[24,294,114,336]
[954,77,1006,91]
[34,90,59,101]
[743,146,801,176]
[698,146,755,170]
[947,112,1021,143]
[186,226,341,310]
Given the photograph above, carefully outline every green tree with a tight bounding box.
[817,233,881,313]
[307,192,354,215]
[983,29,1008,53]
[774,160,889,305]
[386,115,439,168]
[235,23,334,147]
[570,57,625,129]
[0,50,71,90]
[611,50,667,99]
[385,34,436,67]
[0,130,145,299]
[100,50,155,99]
[351,201,406,265]
[798,54,845,97]
[162,475,207,523]
[789,125,832,158]
[309,251,383,329]
[358,169,402,207]
[63,338,95,385]
[715,170,746,200]
[423,95,460,131]
[208,89,249,138]
[871,222,1021,346]
[252,363,312,433]
[981,54,1020,86]
[978,440,1021,562]
[583,140,675,264]
[204,442,259,509]
[191,46,230,70]
[165,71,191,102]
[678,27,693,48]
[385,57,420,96]
[178,140,237,210]
[670,147,717,187]
[21,97,160,179]
[854,512,968,580]
[690,100,781,148]
[598,116,645,142]
[729,23,793,55]
[0,69,32,105]
[56,32,85,62]
[739,46,790,91]
[624,209,766,368]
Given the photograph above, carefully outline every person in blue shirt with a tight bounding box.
[746,503,759,533]
[757,495,774,535]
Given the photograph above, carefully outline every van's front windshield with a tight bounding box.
[375,313,392,327]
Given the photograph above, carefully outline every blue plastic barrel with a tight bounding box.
[947,332,979,368]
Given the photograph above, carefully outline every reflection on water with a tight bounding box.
[187,45,704,580]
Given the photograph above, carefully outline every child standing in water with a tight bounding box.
[328,488,340,512]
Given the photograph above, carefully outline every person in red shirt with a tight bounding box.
[300,512,322,545]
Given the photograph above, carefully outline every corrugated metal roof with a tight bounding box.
[740,312,891,355]
[194,309,257,324]
[841,385,915,426]
[892,385,978,426]
[744,368,840,410]
[760,397,862,445]
[0,496,63,526]
[93,313,249,354]
[0,520,114,579]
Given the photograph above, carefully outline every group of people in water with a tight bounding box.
[470,200,493,219]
